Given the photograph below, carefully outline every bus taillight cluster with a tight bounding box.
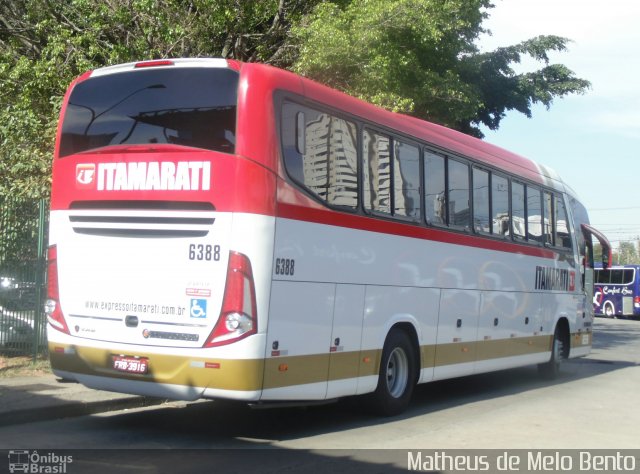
[204,251,257,347]
[45,245,70,335]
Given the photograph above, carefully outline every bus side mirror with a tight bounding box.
[602,248,610,269]
[581,223,612,270]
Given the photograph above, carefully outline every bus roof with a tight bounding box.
[238,61,565,191]
[69,58,567,192]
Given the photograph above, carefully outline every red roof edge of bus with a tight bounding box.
[234,61,305,178]
[258,62,558,188]
[75,70,94,84]
[54,59,560,190]
[226,59,241,71]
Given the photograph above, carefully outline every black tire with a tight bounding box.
[603,302,615,318]
[538,325,566,379]
[368,329,417,416]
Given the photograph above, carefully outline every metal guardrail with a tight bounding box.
[0,197,48,359]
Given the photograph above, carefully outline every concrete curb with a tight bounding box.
[0,374,170,427]
[0,395,167,427]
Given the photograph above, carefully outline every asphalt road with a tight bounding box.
[1,317,639,472]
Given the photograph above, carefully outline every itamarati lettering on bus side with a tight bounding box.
[95,161,211,191]
[535,266,575,291]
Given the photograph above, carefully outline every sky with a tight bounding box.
[476,0,640,250]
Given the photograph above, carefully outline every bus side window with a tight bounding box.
[448,159,471,230]
[282,102,307,185]
[282,102,358,209]
[327,117,358,208]
[393,140,421,221]
[511,181,526,240]
[491,174,509,238]
[611,269,623,284]
[296,112,306,154]
[424,150,446,226]
[363,129,392,214]
[555,195,572,249]
[472,168,490,234]
[526,185,542,244]
[543,191,554,246]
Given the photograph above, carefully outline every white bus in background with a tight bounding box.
[46,58,611,415]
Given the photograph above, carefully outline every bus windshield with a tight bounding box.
[59,67,238,157]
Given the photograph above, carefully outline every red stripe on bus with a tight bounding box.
[276,202,557,260]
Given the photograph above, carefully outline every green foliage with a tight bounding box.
[292,0,486,120]
[594,241,640,266]
[465,35,591,134]
[0,0,591,199]
[0,196,45,267]
[615,241,640,266]
[292,0,590,137]
[0,0,322,198]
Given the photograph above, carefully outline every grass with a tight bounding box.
[0,354,51,378]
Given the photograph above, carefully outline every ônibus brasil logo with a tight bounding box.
[75,161,211,191]
[8,450,73,473]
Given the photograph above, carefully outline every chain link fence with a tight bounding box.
[0,197,48,358]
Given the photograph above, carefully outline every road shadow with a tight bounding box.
[90,347,635,450]
[591,316,640,352]
[2,317,639,472]
[3,316,638,465]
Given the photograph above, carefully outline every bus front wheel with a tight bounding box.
[538,324,568,379]
[368,328,417,416]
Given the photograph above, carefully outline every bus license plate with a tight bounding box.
[113,356,149,374]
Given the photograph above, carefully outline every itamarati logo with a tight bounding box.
[75,161,211,191]
[8,450,73,473]
[75,164,95,190]
[534,266,576,292]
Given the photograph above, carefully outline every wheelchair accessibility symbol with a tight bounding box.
[190,299,207,318]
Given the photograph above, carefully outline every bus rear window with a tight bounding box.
[59,67,238,157]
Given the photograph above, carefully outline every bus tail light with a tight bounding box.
[204,252,257,347]
[134,60,174,68]
[635,296,640,307]
[45,245,70,335]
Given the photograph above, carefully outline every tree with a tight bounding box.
[0,0,322,198]
[291,0,590,137]
[0,0,590,199]
[617,241,640,265]
[595,240,640,266]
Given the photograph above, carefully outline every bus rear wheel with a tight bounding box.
[368,328,417,416]
[603,301,615,318]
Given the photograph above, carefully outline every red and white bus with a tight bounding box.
[46,58,611,415]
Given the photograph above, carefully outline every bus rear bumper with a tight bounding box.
[53,369,206,401]
[53,369,263,402]
[48,340,264,402]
